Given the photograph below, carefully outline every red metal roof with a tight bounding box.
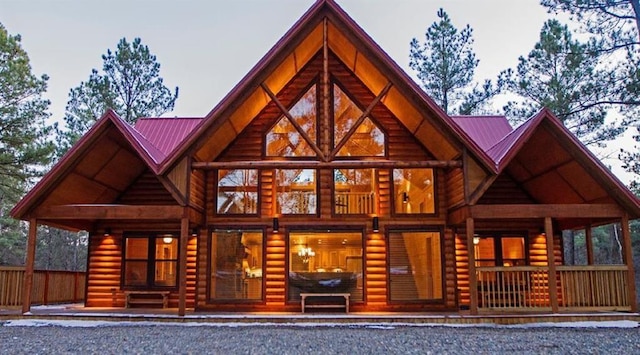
[451,116,513,151]
[134,118,202,162]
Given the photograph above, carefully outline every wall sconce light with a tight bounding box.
[191,228,198,237]
[372,217,380,232]
[539,227,546,236]
[272,217,279,233]
[402,192,409,204]
[104,228,111,237]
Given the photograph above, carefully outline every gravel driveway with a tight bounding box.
[1,323,639,354]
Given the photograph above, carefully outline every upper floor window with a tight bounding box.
[393,168,435,214]
[266,85,317,157]
[334,168,376,214]
[217,169,259,214]
[275,169,317,214]
[333,84,385,157]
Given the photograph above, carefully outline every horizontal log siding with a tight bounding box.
[86,234,123,307]
[168,235,197,308]
[265,233,286,305]
[444,229,457,307]
[117,170,177,205]
[446,167,465,207]
[366,232,386,305]
[477,174,535,205]
[455,234,470,306]
[190,169,206,212]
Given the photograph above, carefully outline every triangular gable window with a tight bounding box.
[333,83,385,157]
[266,85,317,157]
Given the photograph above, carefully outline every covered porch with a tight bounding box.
[451,203,638,314]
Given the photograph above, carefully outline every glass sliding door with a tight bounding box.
[210,229,264,301]
[288,231,363,302]
[388,230,443,301]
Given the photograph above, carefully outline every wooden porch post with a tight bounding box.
[22,218,37,314]
[585,225,594,265]
[545,217,559,313]
[178,216,189,316]
[466,217,478,314]
[621,214,638,312]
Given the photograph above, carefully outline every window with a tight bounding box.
[393,169,435,214]
[334,168,376,214]
[333,84,385,157]
[474,234,527,267]
[266,85,317,157]
[210,230,263,301]
[217,169,258,214]
[388,231,443,301]
[288,231,363,302]
[123,234,178,288]
[275,169,317,214]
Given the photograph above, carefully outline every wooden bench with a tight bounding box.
[300,293,350,313]
[125,291,170,308]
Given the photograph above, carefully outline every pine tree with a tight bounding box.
[499,19,625,147]
[57,37,178,156]
[409,8,496,114]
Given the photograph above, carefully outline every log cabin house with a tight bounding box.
[11,0,640,316]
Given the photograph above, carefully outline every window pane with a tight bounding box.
[210,230,263,301]
[334,85,363,145]
[393,169,435,214]
[217,169,258,214]
[288,232,363,302]
[336,118,385,157]
[334,169,376,214]
[155,261,177,286]
[502,237,525,266]
[124,261,148,286]
[125,238,148,259]
[266,85,317,157]
[389,231,442,301]
[475,237,496,267]
[276,169,317,214]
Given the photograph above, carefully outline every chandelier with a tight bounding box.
[298,247,315,263]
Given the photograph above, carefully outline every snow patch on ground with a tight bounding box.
[2,319,637,329]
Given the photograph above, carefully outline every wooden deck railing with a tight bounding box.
[557,265,630,311]
[335,192,375,214]
[0,266,86,307]
[476,265,631,312]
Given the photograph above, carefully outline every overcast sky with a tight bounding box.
[2,0,631,181]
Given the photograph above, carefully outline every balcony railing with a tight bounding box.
[476,265,630,312]
[335,192,375,214]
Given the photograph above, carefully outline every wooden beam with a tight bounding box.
[22,218,37,314]
[178,215,189,316]
[193,160,462,170]
[322,17,330,160]
[545,217,559,313]
[447,206,470,225]
[35,205,184,220]
[621,214,638,312]
[469,204,624,219]
[466,218,478,315]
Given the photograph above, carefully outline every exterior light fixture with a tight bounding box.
[191,228,198,237]
[104,228,111,237]
[372,217,380,232]
[402,192,409,204]
[273,217,279,233]
[163,236,173,244]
